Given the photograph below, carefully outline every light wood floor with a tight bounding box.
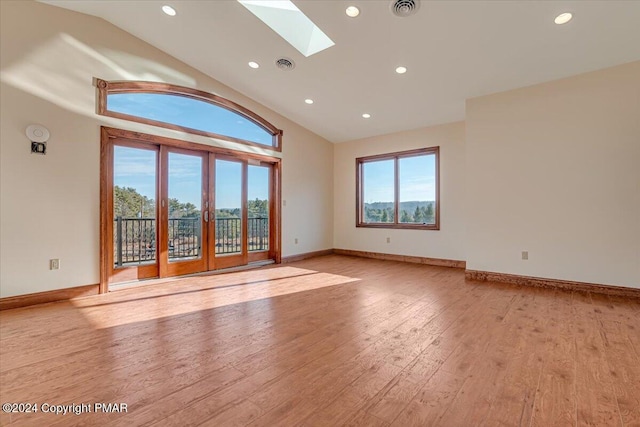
[1,255,639,426]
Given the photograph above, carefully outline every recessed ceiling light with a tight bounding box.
[395,66,407,74]
[248,61,260,69]
[554,12,572,25]
[162,5,177,16]
[346,6,360,18]
[305,99,314,104]
[362,113,371,119]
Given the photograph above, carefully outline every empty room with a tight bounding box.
[1,0,639,426]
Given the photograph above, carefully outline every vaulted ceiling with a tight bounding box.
[43,1,640,142]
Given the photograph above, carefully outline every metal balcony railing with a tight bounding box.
[114,217,156,266]
[113,216,268,267]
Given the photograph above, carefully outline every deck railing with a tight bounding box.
[114,217,156,266]
[114,216,268,266]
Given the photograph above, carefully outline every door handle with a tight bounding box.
[204,210,209,222]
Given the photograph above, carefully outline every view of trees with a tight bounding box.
[114,186,199,218]
[248,198,269,218]
[114,187,269,219]
[114,188,270,262]
[114,186,155,218]
[364,201,435,224]
[215,199,269,244]
[169,199,199,218]
[215,198,269,219]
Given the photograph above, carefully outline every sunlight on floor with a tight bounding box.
[71,267,360,329]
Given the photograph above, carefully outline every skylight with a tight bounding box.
[238,0,335,57]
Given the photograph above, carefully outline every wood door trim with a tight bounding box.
[99,128,111,294]
[101,133,160,292]
[248,251,270,263]
[100,127,281,292]
[207,153,216,271]
[271,161,282,263]
[102,127,281,162]
[158,145,169,278]
[242,161,249,266]
[164,148,209,277]
[211,156,246,269]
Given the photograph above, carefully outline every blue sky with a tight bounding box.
[114,146,269,209]
[363,155,436,204]
[114,146,156,199]
[168,152,202,209]
[111,94,433,209]
[109,93,272,145]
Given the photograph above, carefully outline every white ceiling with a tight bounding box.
[42,1,640,143]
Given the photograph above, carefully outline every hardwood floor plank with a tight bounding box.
[195,398,264,427]
[0,255,636,427]
[247,397,318,427]
[325,361,402,410]
[343,410,390,427]
[299,396,359,426]
[571,293,622,427]
[590,294,640,426]
[127,366,280,426]
[480,288,554,427]
[389,369,466,426]
[436,347,512,426]
[530,291,578,427]
[358,326,462,424]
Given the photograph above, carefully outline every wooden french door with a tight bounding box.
[161,146,209,277]
[211,156,247,269]
[106,140,161,284]
[246,162,273,264]
[102,128,279,289]
[209,157,274,269]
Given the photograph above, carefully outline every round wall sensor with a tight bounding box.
[26,124,50,143]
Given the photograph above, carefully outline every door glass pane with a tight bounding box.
[362,159,395,223]
[113,146,157,267]
[215,160,242,255]
[168,152,202,261]
[399,154,436,224]
[248,165,269,252]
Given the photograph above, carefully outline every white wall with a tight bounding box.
[0,1,333,297]
[2,4,637,298]
[466,61,640,288]
[333,122,466,262]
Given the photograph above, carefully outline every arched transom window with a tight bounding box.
[96,79,282,150]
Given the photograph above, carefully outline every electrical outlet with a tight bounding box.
[283,200,287,207]
[294,238,298,244]
[386,237,391,243]
[50,259,60,270]
[521,251,528,261]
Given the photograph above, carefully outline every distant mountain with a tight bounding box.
[364,201,434,212]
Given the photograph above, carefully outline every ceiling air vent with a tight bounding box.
[390,0,420,17]
[275,57,295,71]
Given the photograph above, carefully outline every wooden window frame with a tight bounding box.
[356,147,440,230]
[95,79,283,151]
[100,126,282,293]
